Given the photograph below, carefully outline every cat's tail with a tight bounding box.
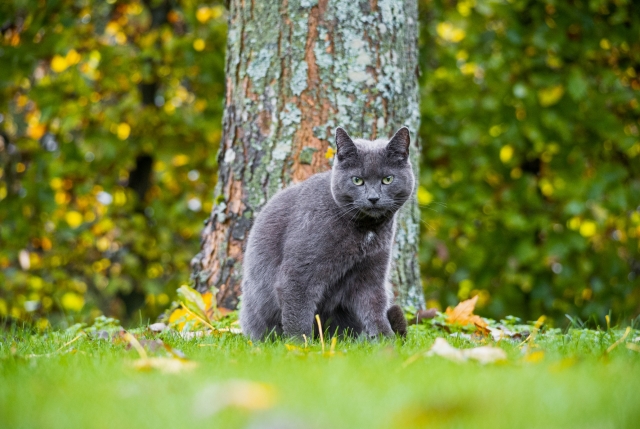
[387,304,407,338]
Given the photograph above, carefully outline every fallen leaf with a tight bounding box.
[132,357,197,373]
[444,296,489,334]
[193,381,277,418]
[285,344,303,352]
[168,307,190,331]
[488,326,526,342]
[426,337,506,364]
[148,322,167,332]
[177,285,209,322]
[523,350,545,363]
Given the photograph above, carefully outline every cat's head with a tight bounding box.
[330,127,415,220]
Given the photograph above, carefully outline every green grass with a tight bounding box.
[1,324,639,429]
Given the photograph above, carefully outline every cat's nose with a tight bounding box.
[368,197,380,204]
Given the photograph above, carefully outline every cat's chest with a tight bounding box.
[354,228,389,255]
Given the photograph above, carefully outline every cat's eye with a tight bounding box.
[352,177,364,186]
[382,175,394,185]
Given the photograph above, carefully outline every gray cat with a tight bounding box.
[239,127,414,341]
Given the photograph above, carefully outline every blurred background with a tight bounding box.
[1,0,638,329]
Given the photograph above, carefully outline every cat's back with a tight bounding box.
[250,171,331,229]
[245,171,332,258]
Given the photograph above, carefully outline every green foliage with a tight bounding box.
[0,0,226,326]
[417,0,640,323]
[2,0,639,327]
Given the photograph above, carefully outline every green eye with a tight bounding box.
[352,177,364,186]
[382,175,394,185]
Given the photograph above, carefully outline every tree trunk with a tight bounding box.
[191,0,425,311]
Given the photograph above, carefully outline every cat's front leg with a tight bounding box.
[276,274,321,341]
[349,255,394,339]
[357,293,394,339]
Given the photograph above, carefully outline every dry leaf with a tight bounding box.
[426,337,507,364]
[132,357,197,373]
[168,288,235,332]
[488,326,526,342]
[444,296,489,334]
[177,285,210,322]
[523,350,545,363]
[193,381,277,418]
[148,322,167,332]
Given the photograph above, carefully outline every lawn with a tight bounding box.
[1,318,639,429]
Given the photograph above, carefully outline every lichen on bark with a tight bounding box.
[191,0,425,310]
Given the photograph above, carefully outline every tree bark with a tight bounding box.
[191,0,425,310]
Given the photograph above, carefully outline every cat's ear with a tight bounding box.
[386,127,411,162]
[335,127,358,162]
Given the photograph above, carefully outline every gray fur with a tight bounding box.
[239,127,415,341]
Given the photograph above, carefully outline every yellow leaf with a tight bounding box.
[196,7,211,23]
[193,39,205,51]
[436,22,466,43]
[114,189,127,206]
[444,295,489,334]
[65,211,84,228]
[499,145,513,163]
[61,292,84,312]
[417,186,433,205]
[194,381,277,418]
[50,178,63,190]
[177,285,209,321]
[27,124,46,140]
[116,123,130,140]
[168,307,189,331]
[460,62,476,75]
[524,350,545,363]
[538,85,565,107]
[325,147,335,159]
[65,49,81,65]
[51,55,68,73]
[285,344,302,352]
[579,220,597,237]
[172,154,189,167]
[211,5,224,19]
[132,357,197,373]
